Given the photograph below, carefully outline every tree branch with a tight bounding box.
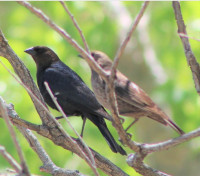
[127,153,170,176]
[18,127,85,176]
[60,1,90,54]
[111,1,150,73]
[0,102,49,135]
[172,1,200,95]
[141,127,200,154]
[0,97,30,176]
[0,145,21,173]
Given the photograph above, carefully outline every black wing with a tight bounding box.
[43,61,111,119]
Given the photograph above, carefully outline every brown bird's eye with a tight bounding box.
[91,53,95,57]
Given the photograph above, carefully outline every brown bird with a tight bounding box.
[81,50,184,135]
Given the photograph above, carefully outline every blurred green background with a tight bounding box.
[0,1,200,176]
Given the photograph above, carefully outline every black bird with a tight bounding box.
[25,46,126,155]
[81,50,184,135]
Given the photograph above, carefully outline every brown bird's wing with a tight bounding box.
[115,71,155,110]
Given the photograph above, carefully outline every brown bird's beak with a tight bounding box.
[24,47,36,55]
[78,54,83,59]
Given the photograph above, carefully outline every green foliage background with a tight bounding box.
[0,2,200,176]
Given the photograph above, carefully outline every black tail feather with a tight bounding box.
[86,114,126,155]
[97,122,127,155]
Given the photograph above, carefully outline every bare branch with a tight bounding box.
[179,33,200,42]
[0,102,49,134]
[142,127,200,154]
[172,1,200,95]
[44,82,99,176]
[111,1,150,74]
[18,127,85,176]
[127,153,170,176]
[0,97,30,176]
[0,145,21,173]
[60,1,90,53]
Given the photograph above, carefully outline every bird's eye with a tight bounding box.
[35,48,44,53]
[35,48,41,52]
[91,53,95,57]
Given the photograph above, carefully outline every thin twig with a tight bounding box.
[111,1,150,76]
[60,1,90,53]
[0,145,21,173]
[172,1,200,95]
[142,127,200,154]
[179,33,200,42]
[44,82,99,176]
[0,97,30,176]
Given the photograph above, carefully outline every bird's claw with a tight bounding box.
[118,132,132,146]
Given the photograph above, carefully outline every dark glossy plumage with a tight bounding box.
[86,50,184,135]
[25,46,126,155]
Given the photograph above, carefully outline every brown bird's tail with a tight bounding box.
[150,107,184,135]
[97,122,127,155]
[166,119,184,135]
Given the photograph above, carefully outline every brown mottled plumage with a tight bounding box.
[83,50,184,135]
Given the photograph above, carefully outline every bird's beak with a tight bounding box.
[78,54,83,59]
[24,47,35,55]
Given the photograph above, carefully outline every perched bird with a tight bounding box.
[25,46,126,155]
[81,50,184,135]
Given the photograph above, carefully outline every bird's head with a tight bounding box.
[79,51,112,71]
[25,46,59,69]
[91,51,113,70]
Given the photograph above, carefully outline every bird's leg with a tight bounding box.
[80,116,87,137]
[55,116,64,120]
[118,119,139,143]
[125,118,139,132]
